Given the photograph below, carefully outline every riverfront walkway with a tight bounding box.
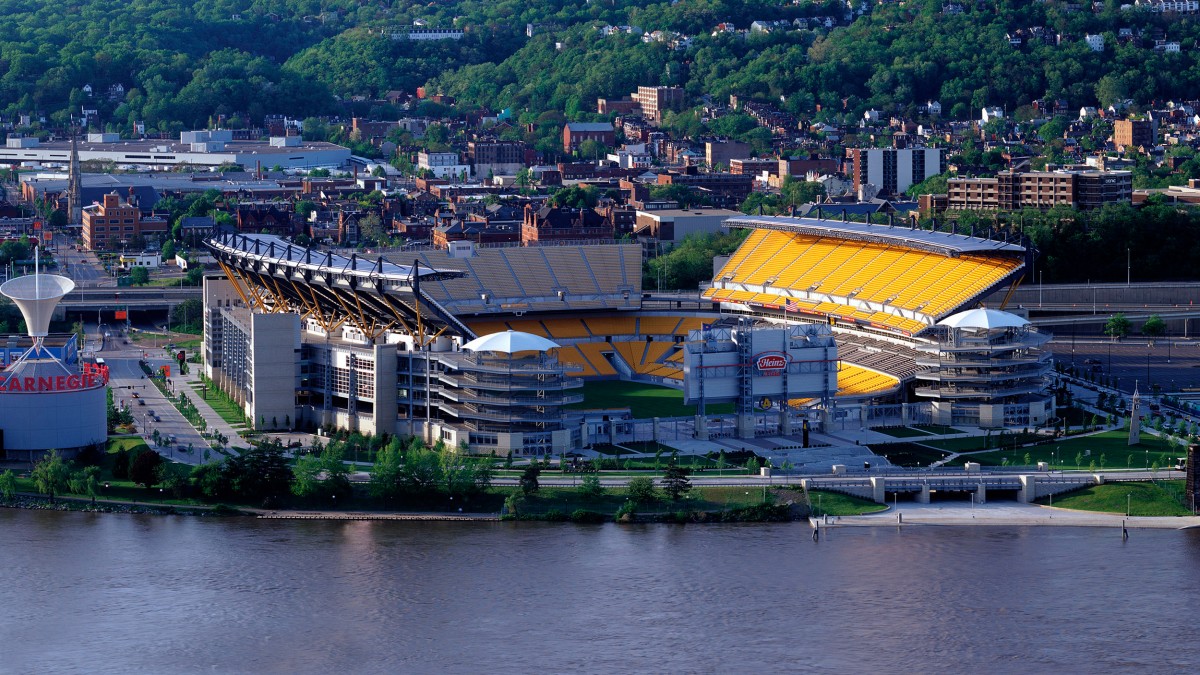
[820,502,1200,529]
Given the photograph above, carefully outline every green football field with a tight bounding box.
[566,380,734,419]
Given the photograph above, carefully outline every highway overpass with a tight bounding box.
[58,287,201,313]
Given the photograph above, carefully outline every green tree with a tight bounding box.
[112,448,131,480]
[400,446,443,496]
[293,444,351,504]
[0,469,17,502]
[130,450,165,488]
[161,240,176,261]
[626,476,658,505]
[223,441,293,506]
[441,452,493,500]
[369,442,405,502]
[1141,314,1166,338]
[519,464,542,496]
[170,298,203,332]
[579,472,604,500]
[32,450,70,501]
[779,176,826,207]
[129,266,150,285]
[550,184,598,209]
[1105,313,1131,340]
[661,463,692,501]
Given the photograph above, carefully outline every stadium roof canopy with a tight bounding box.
[206,232,476,343]
[724,215,1026,257]
[938,308,1029,330]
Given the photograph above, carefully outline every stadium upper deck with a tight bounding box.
[405,243,642,316]
[705,216,1028,337]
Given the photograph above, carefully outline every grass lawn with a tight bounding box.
[1040,480,1192,516]
[566,380,734,419]
[7,437,206,506]
[912,425,964,435]
[107,436,150,455]
[956,431,1183,470]
[591,444,637,456]
[613,455,722,470]
[875,427,933,438]
[868,442,951,468]
[193,386,248,427]
[808,490,889,516]
[916,433,1040,453]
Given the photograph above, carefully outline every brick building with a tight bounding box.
[1113,119,1155,152]
[656,168,754,202]
[236,203,298,236]
[468,140,528,177]
[729,158,778,176]
[521,204,613,244]
[941,169,1132,211]
[631,86,686,121]
[81,192,168,251]
[562,122,615,154]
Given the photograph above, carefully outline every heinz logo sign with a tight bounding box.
[756,353,788,371]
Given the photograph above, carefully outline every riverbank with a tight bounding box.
[820,502,1200,529]
[0,493,233,517]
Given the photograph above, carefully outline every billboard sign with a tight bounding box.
[755,352,788,375]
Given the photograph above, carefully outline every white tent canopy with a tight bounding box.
[938,308,1028,330]
[461,330,560,354]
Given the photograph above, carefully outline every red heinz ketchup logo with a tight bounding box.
[756,354,787,371]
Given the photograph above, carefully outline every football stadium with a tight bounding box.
[203,213,1053,457]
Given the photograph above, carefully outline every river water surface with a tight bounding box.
[2,509,1198,673]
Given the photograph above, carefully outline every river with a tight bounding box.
[2,509,1198,673]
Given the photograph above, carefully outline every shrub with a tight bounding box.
[569,509,607,524]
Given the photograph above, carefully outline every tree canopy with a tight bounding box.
[2,0,1196,143]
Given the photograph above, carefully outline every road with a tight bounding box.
[98,326,211,465]
[56,247,110,288]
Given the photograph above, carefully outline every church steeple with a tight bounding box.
[67,127,82,226]
[1129,382,1142,446]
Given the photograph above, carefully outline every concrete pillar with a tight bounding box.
[737,413,755,439]
[1018,475,1036,504]
[916,484,931,504]
[975,483,986,506]
[652,417,660,442]
[693,414,708,440]
[901,402,911,426]
[870,476,886,504]
[799,478,811,492]
[781,407,793,436]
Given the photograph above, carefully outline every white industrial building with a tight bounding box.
[0,130,351,170]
